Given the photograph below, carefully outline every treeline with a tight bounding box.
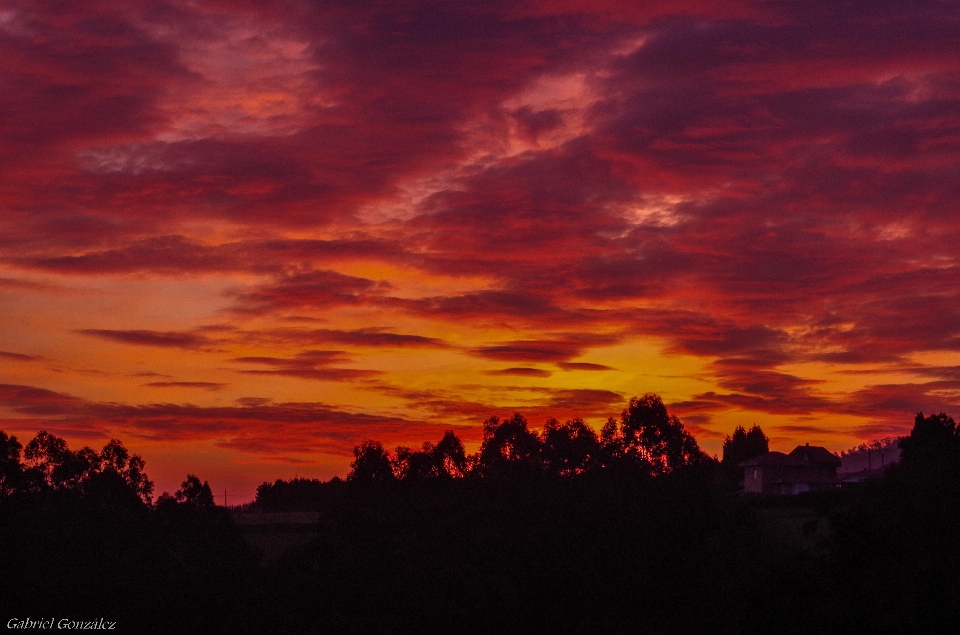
[0,430,153,500]
[256,394,714,510]
[358,394,706,479]
[0,430,259,634]
[257,394,766,513]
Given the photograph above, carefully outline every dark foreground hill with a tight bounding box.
[2,407,960,634]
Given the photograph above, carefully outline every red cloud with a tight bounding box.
[229,350,379,382]
[300,328,449,349]
[143,382,226,391]
[77,329,213,349]
[471,340,586,363]
[0,384,87,417]
[0,382,458,459]
[229,270,389,314]
[486,367,553,378]
[0,351,40,362]
[557,362,615,371]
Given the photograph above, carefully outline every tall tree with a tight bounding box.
[23,431,99,490]
[899,412,960,479]
[722,425,769,466]
[175,474,216,508]
[99,439,154,503]
[541,418,600,477]
[432,430,468,478]
[0,431,22,496]
[478,413,542,476]
[616,394,707,475]
[392,443,437,481]
[348,440,395,484]
[391,431,468,482]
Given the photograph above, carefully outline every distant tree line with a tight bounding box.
[257,394,768,510]
[349,393,709,483]
[254,393,728,511]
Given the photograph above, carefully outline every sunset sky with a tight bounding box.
[2,0,959,501]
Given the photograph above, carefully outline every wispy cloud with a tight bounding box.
[486,367,553,378]
[143,381,227,391]
[0,351,40,362]
[229,350,379,382]
[77,329,213,349]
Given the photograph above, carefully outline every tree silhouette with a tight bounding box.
[612,394,706,475]
[541,418,601,477]
[175,474,216,508]
[899,412,960,480]
[348,440,395,484]
[23,431,99,490]
[99,439,154,503]
[722,425,769,466]
[393,443,437,481]
[478,413,542,476]
[254,476,345,512]
[599,416,626,468]
[433,430,468,478]
[719,424,768,490]
[0,431,23,496]
[393,430,469,481]
[13,432,156,502]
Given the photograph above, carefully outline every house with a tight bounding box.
[739,444,841,495]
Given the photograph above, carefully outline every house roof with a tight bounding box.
[788,444,841,467]
[739,445,841,468]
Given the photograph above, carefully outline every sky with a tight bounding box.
[2,0,959,502]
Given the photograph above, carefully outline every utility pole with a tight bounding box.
[224,489,227,508]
